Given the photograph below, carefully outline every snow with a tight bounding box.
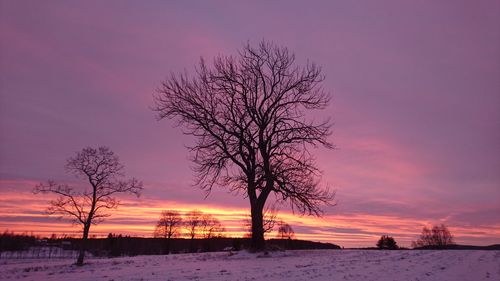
[1,250,499,281]
[0,247,81,259]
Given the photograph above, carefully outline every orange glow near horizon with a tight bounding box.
[2,183,500,248]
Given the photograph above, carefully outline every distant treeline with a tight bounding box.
[4,231,497,257]
[73,235,341,256]
[412,244,500,250]
[0,231,340,258]
[0,231,38,252]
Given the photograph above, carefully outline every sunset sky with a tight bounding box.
[1,1,499,248]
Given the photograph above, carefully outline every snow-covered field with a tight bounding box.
[1,249,499,281]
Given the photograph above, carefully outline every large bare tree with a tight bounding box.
[154,41,334,250]
[34,146,143,265]
[154,210,183,254]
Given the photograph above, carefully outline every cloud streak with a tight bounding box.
[1,179,499,247]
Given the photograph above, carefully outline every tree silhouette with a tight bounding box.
[277,221,295,240]
[34,146,142,265]
[376,235,398,250]
[184,210,203,240]
[200,214,225,239]
[412,224,455,248]
[154,210,183,254]
[154,40,334,251]
[199,214,225,252]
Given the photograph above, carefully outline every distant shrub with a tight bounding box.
[412,224,454,248]
[277,222,295,240]
[376,235,398,250]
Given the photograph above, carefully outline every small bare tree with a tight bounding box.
[412,224,455,248]
[184,210,203,240]
[34,146,142,265]
[277,221,295,240]
[154,210,183,254]
[154,40,335,251]
[200,214,225,239]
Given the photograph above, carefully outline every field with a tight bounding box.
[1,249,499,281]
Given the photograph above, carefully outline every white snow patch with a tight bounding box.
[1,249,499,281]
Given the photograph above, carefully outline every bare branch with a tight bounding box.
[154,210,183,239]
[154,40,334,250]
[184,210,203,239]
[33,146,143,265]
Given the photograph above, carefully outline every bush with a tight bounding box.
[376,235,398,250]
[412,224,454,248]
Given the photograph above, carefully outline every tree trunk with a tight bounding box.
[189,237,196,253]
[165,237,171,255]
[250,203,265,251]
[77,224,90,266]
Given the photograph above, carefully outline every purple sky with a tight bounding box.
[1,0,499,247]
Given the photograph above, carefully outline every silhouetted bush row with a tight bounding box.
[77,236,342,257]
[0,231,38,252]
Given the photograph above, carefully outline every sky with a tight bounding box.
[1,0,499,248]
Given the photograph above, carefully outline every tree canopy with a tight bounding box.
[154,41,334,250]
